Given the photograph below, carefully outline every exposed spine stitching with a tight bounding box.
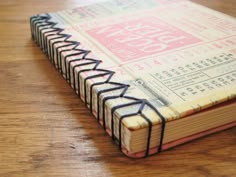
[30,14,166,157]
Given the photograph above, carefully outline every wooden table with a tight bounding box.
[0,0,235,176]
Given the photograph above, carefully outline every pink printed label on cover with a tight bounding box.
[87,17,201,61]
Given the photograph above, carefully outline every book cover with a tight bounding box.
[30,0,236,158]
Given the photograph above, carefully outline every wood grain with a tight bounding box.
[0,0,235,177]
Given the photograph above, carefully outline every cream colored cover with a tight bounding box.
[49,0,236,121]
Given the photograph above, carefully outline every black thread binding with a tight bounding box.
[30,14,166,158]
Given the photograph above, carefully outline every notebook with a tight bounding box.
[30,0,236,158]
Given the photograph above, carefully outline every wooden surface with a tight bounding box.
[0,0,235,176]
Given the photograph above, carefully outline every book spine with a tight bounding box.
[30,14,166,158]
